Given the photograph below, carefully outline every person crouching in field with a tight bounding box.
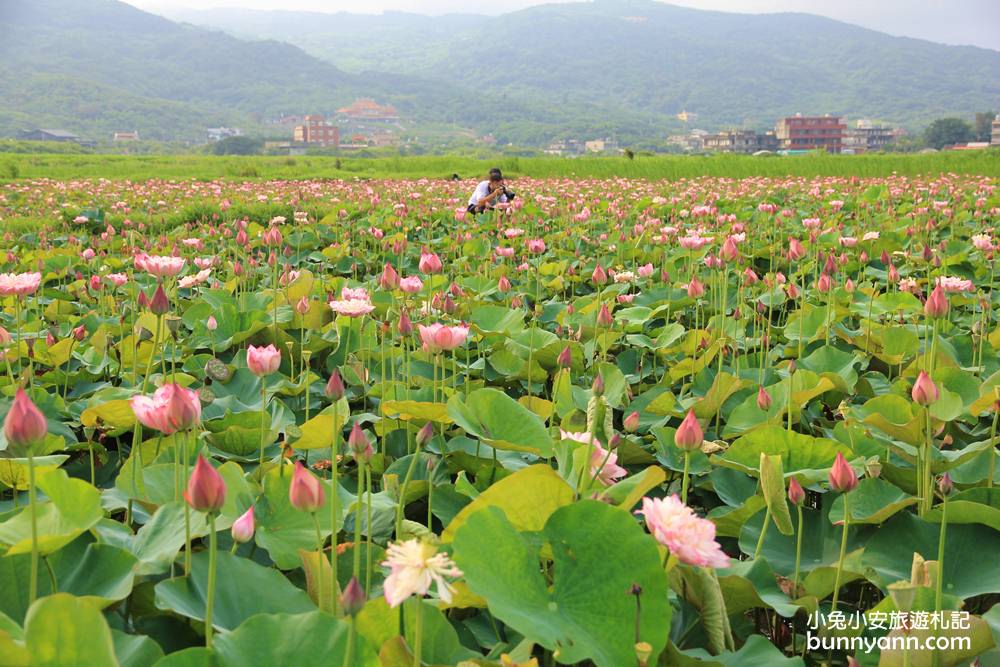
[467,168,515,214]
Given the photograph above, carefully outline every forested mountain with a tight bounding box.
[2,0,997,145]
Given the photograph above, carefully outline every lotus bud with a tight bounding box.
[397,310,413,336]
[416,421,434,448]
[149,283,170,315]
[231,506,255,543]
[828,451,858,493]
[557,345,572,368]
[206,315,218,331]
[591,373,604,397]
[787,478,805,505]
[184,454,226,514]
[938,473,953,496]
[3,388,47,449]
[348,422,373,463]
[623,411,640,433]
[924,284,949,319]
[675,409,703,451]
[325,369,345,400]
[340,576,366,617]
[289,461,325,512]
[911,370,939,406]
[597,303,613,327]
[592,263,607,286]
[756,386,772,411]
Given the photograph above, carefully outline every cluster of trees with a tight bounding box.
[922,111,996,150]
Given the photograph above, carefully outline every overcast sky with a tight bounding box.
[130,0,1000,51]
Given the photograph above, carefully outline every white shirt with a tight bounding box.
[468,181,508,207]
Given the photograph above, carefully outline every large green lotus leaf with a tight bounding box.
[712,426,853,479]
[132,501,208,576]
[738,499,872,576]
[862,512,1000,599]
[796,345,859,393]
[855,394,923,444]
[782,306,828,342]
[378,400,450,424]
[0,546,134,625]
[447,388,554,457]
[289,399,351,449]
[505,327,559,359]
[452,500,670,667]
[467,304,526,335]
[721,371,835,438]
[601,466,666,511]
[22,593,117,667]
[150,647,213,667]
[0,467,103,555]
[356,597,477,665]
[254,465,344,569]
[694,372,746,421]
[442,464,572,542]
[924,488,1000,531]
[828,478,916,525]
[591,362,628,408]
[113,630,165,667]
[667,634,806,667]
[80,399,137,431]
[155,551,315,631]
[208,612,376,667]
[0,455,69,490]
[717,558,809,618]
[204,410,277,457]
[47,540,137,608]
[708,496,766,539]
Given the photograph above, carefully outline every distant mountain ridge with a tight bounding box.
[1,0,997,145]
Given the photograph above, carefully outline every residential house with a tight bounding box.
[775,114,847,153]
[292,115,340,148]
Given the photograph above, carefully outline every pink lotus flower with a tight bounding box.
[934,276,974,294]
[246,344,281,376]
[526,239,546,254]
[130,383,201,435]
[417,323,469,353]
[103,273,128,287]
[184,454,226,513]
[636,495,730,568]
[136,254,185,278]
[590,443,627,486]
[0,272,41,297]
[381,539,463,607]
[399,276,423,293]
[329,298,375,318]
[637,263,654,279]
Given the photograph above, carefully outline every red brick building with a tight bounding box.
[293,115,340,147]
[774,114,846,153]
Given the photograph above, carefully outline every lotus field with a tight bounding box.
[2,173,1000,667]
